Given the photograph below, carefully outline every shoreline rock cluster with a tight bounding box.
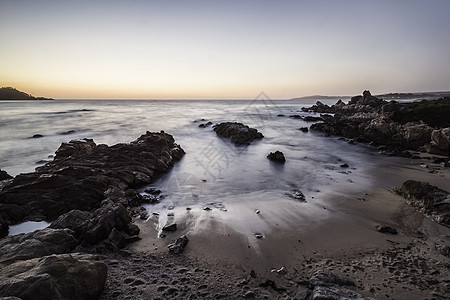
[305,91,450,157]
[0,131,185,299]
[213,122,264,145]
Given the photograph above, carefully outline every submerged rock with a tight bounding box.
[267,151,286,163]
[213,122,263,145]
[394,180,450,226]
[286,190,306,202]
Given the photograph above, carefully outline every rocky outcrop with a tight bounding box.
[0,254,107,300]
[394,180,450,226]
[213,122,263,145]
[0,169,12,181]
[308,270,374,300]
[427,128,450,156]
[0,228,77,266]
[267,151,286,163]
[308,91,450,155]
[0,131,185,226]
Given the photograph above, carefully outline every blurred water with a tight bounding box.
[0,97,384,221]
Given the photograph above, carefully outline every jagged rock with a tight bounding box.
[299,127,309,133]
[0,132,185,228]
[0,169,13,181]
[428,128,450,156]
[267,151,286,163]
[304,116,324,122]
[162,223,177,232]
[394,180,450,226]
[0,228,77,266]
[312,286,374,300]
[375,224,398,234]
[0,215,8,239]
[0,254,107,300]
[310,270,355,287]
[168,235,188,254]
[213,122,263,145]
[286,190,306,202]
[50,210,91,239]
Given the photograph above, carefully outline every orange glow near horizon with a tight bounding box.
[1,1,449,99]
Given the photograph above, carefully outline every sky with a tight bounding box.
[1,0,449,99]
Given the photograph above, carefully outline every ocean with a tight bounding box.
[1,98,388,234]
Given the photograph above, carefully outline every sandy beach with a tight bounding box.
[98,152,450,299]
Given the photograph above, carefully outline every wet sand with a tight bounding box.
[102,153,450,299]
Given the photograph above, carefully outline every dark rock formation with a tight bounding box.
[303,116,323,122]
[427,128,450,156]
[307,91,450,155]
[0,254,107,300]
[213,122,263,145]
[267,151,286,163]
[299,127,309,133]
[168,235,189,254]
[0,169,13,181]
[394,180,450,226]
[376,224,398,234]
[0,131,185,226]
[0,228,77,266]
[162,223,178,232]
[310,270,355,287]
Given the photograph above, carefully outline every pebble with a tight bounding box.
[254,233,264,239]
[255,209,261,214]
[203,207,212,211]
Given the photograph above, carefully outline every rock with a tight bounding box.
[289,115,302,119]
[428,128,450,156]
[340,163,349,168]
[375,224,398,234]
[0,254,107,300]
[213,122,263,145]
[267,151,286,163]
[167,235,188,254]
[49,210,91,239]
[310,270,355,287]
[286,190,306,202]
[299,127,309,133]
[144,188,161,195]
[0,228,77,266]
[304,116,324,122]
[243,290,255,298]
[295,286,311,300]
[312,286,375,300]
[0,132,185,227]
[0,169,13,181]
[31,134,44,138]
[0,215,8,239]
[162,223,177,232]
[254,233,264,239]
[435,239,450,257]
[394,180,450,226]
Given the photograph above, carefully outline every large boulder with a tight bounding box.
[0,254,107,300]
[213,122,263,145]
[0,228,77,266]
[427,128,450,156]
[0,132,185,226]
[267,151,286,163]
[394,180,450,226]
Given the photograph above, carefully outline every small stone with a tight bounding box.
[254,233,264,239]
[255,209,261,214]
[167,212,174,217]
[376,225,398,234]
[419,164,428,168]
[162,223,177,232]
[299,127,309,133]
[244,290,255,298]
[203,207,212,211]
[340,163,349,168]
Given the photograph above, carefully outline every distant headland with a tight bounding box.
[0,87,53,100]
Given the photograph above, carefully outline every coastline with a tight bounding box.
[106,152,450,299]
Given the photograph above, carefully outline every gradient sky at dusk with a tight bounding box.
[1,0,449,99]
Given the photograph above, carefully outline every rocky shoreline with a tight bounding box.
[1,96,450,299]
[305,91,450,157]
